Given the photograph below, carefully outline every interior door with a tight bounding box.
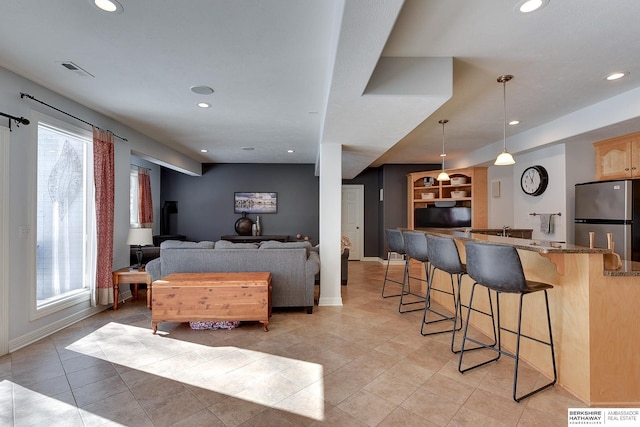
[341,185,363,260]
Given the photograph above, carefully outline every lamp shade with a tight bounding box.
[126,228,153,246]
[494,150,516,166]
[437,171,450,181]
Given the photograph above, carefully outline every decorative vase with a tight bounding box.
[234,212,254,236]
[256,216,261,236]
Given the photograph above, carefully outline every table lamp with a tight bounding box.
[126,227,154,268]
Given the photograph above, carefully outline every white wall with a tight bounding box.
[487,164,514,229]
[0,66,198,350]
[486,141,598,243]
[512,145,567,241]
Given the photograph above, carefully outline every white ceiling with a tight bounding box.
[2,0,640,178]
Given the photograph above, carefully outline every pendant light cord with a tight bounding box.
[439,119,448,169]
[503,79,507,151]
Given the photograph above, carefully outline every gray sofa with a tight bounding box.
[145,240,320,313]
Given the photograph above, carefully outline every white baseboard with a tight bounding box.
[9,305,106,353]
[318,296,343,306]
[8,289,135,353]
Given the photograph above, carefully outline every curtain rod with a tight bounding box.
[0,111,30,132]
[20,92,128,142]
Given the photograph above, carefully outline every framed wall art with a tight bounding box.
[234,192,278,214]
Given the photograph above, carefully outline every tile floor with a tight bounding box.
[0,261,586,426]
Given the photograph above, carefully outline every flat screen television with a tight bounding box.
[414,207,471,228]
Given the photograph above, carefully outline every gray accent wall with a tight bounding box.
[161,162,438,258]
[379,164,439,259]
[344,164,439,259]
[160,163,319,242]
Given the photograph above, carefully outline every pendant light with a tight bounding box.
[494,74,516,165]
[437,119,450,181]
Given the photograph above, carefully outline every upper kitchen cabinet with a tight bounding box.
[407,167,487,229]
[594,132,640,180]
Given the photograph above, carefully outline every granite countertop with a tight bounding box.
[414,228,611,255]
[413,228,640,276]
[603,259,640,276]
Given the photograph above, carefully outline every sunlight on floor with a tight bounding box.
[65,322,326,421]
[2,379,107,425]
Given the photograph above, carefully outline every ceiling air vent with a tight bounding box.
[59,61,95,77]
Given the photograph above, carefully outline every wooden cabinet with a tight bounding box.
[594,132,640,180]
[407,167,487,229]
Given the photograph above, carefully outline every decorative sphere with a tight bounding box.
[296,233,302,239]
[304,236,310,241]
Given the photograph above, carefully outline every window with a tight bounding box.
[130,165,140,227]
[35,119,93,311]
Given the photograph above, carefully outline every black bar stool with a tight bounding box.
[398,231,428,313]
[421,234,461,340]
[382,229,408,298]
[459,242,557,402]
[423,234,494,353]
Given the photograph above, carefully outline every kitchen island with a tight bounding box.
[414,228,640,406]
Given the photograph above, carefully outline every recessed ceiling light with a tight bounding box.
[190,85,214,95]
[91,0,124,13]
[287,149,295,153]
[605,71,629,81]
[509,120,520,125]
[197,102,211,108]
[200,149,208,153]
[516,0,549,13]
[242,147,255,151]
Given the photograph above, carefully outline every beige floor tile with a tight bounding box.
[426,372,479,404]
[461,388,525,424]
[144,388,206,427]
[209,396,267,427]
[308,405,369,427]
[447,406,515,427]
[3,260,586,426]
[337,389,398,426]
[129,376,190,408]
[401,387,463,425]
[79,390,154,427]
[13,391,82,427]
[170,408,226,427]
[11,374,71,408]
[384,358,437,386]
[377,406,441,427]
[66,362,120,390]
[363,372,419,405]
[72,374,130,407]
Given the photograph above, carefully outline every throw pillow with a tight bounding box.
[215,240,259,249]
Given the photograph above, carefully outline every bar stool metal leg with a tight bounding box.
[399,231,429,313]
[420,263,459,336]
[459,241,557,402]
[382,229,408,299]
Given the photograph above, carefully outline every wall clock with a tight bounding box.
[520,165,549,196]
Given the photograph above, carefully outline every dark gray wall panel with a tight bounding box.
[161,164,319,242]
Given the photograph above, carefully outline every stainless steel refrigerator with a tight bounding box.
[574,179,640,261]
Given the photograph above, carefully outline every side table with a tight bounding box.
[112,267,151,310]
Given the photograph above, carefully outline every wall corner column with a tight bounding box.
[318,143,343,307]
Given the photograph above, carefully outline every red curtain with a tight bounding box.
[138,168,153,227]
[93,128,114,305]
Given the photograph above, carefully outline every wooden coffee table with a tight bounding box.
[151,272,272,333]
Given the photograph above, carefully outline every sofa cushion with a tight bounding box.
[160,240,215,249]
[259,240,311,256]
[215,240,259,249]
